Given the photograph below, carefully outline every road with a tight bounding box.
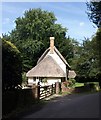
[19,92,100,118]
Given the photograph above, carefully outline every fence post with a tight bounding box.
[56,82,60,94]
[32,85,40,99]
[51,84,53,95]
[38,85,40,99]
[61,82,67,93]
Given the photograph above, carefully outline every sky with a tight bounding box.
[1,1,98,43]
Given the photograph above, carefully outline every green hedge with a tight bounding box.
[75,75,100,83]
[75,73,101,88]
[2,39,22,91]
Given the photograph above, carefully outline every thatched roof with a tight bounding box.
[37,46,71,69]
[26,55,66,78]
[68,70,76,78]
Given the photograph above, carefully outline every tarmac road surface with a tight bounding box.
[19,92,100,118]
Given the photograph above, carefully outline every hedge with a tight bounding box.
[2,39,22,91]
[75,73,101,82]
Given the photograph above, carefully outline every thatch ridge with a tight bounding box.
[37,46,71,69]
[37,48,50,64]
[54,46,71,68]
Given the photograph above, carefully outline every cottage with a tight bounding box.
[26,37,75,86]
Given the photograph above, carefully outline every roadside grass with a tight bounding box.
[60,88,100,97]
[59,91,72,95]
[73,82,84,88]
[59,82,100,96]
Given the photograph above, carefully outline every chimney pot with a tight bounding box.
[50,37,54,54]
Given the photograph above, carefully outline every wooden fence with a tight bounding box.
[32,82,72,100]
[32,84,56,100]
[40,84,56,99]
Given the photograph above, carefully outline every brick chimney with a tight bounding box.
[50,37,54,54]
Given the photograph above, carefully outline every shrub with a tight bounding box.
[62,81,69,88]
[2,39,22,91]
[22,72,27,85]
[96,72,101,88]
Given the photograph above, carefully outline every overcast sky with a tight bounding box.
[1,2,97,43]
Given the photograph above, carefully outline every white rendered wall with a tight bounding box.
[28,77,61,86]
[28,77,39,85]
[28,78,35,85]
[47,51,66,73]
[47,78,61,85]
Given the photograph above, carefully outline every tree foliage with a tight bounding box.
[86,1,101,74]
[70,37,99,77]
[2,39,22,91]
[86,1,101,28]
[93,28,101,72]
[9,8,73,72]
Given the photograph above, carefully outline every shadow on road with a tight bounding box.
[8,100,47,119]
[8,91,100,119]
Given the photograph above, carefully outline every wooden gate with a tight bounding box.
[40,84,56,99]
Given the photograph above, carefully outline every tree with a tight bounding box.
[93,28,101,72]
[59,37,74,61]
[92,28,101,88]
[2,39,22,91]
[68,39,82,68]
[86,1,101,28]
[73,39,91,76]
[9,8,73,72]
[86,1,101,87]
[70,37,99,77]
